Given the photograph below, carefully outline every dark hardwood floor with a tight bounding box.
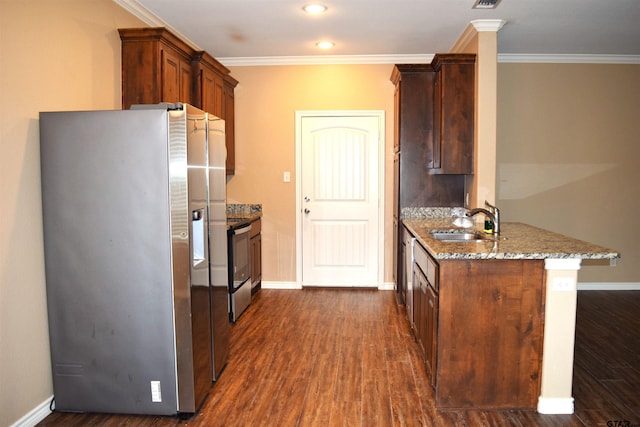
[38,289,640,426]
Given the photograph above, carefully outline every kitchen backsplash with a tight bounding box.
[401,207,467,219]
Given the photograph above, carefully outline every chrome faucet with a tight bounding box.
[466,200,500,235]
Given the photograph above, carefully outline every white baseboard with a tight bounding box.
[379,282,395,291]
[578,282,640,291]
[537,396,574,414]
[10,396,52,427]
[261,281,301,290]
[261,281,395,290]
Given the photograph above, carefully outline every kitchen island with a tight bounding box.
[401,216,619,413]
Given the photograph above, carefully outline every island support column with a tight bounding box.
[538,258,582,414]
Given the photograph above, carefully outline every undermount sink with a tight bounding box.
[429,230,490,243]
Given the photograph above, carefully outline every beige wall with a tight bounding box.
[497,63,640,282]
[1,1,636,424]
[226,64,396,284]
[0,1,144,425]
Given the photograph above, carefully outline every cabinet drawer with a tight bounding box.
[414,241,438,291]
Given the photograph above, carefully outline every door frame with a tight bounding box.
[295,110,386,289]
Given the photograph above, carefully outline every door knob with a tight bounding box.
[304,208,310,214]
[304,196,310,202]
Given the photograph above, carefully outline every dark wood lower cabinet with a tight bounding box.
[436,259,545,409]
[250,219,262,293]
[411,237,545,409]
[412,238,439,390]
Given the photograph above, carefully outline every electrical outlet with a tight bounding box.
[552,277,574,292]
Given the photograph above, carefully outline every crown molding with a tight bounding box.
[222,53,640,67]
[113,0,202,51]
[471,19,507,32]
[451,19,506,53]
[217,54,434,67]
[498,54,640,64]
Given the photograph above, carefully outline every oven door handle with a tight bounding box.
[233,224,252,235]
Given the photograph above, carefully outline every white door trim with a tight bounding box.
[295,110,386,289]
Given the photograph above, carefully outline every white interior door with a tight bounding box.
[298,112,383,287]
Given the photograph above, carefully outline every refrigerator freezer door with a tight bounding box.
[40,109,181,415]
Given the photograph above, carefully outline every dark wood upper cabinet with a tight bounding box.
[119,27,238,175]
[390,54,475,178]
[390,64,432,155]
[430,54,475,174]
[389,63,467,209]
[119,28,194,108]
[192,51,226,117]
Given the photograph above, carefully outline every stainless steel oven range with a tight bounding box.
[228,221,252,322]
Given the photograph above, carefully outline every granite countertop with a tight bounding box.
[403,217,620,261]
[227,203,262,229]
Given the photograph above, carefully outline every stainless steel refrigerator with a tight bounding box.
[39,103,229,415]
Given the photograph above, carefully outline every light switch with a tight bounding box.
[283,171,291,183]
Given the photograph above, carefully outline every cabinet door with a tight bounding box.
[430,56,475,174]
[413,266,427,356]
[223,80,236,175]
[432,71,442,169]
[249,219,262,288]
[162,49,191,104]
[200,67,224,117]
[250,233,261,287]
[419,278,429,369]
[180,60,193,105]
[425,283,438,387]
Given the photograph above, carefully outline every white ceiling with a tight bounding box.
[117,0,640,64]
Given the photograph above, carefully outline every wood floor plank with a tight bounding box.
[361,368,394,426]
[38,289,640,427]
[298,350,339,426]
[388,360,426,425]
[329,400,361,426]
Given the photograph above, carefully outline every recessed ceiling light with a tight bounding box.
[303,4,327,14]
[316,41,334,49]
